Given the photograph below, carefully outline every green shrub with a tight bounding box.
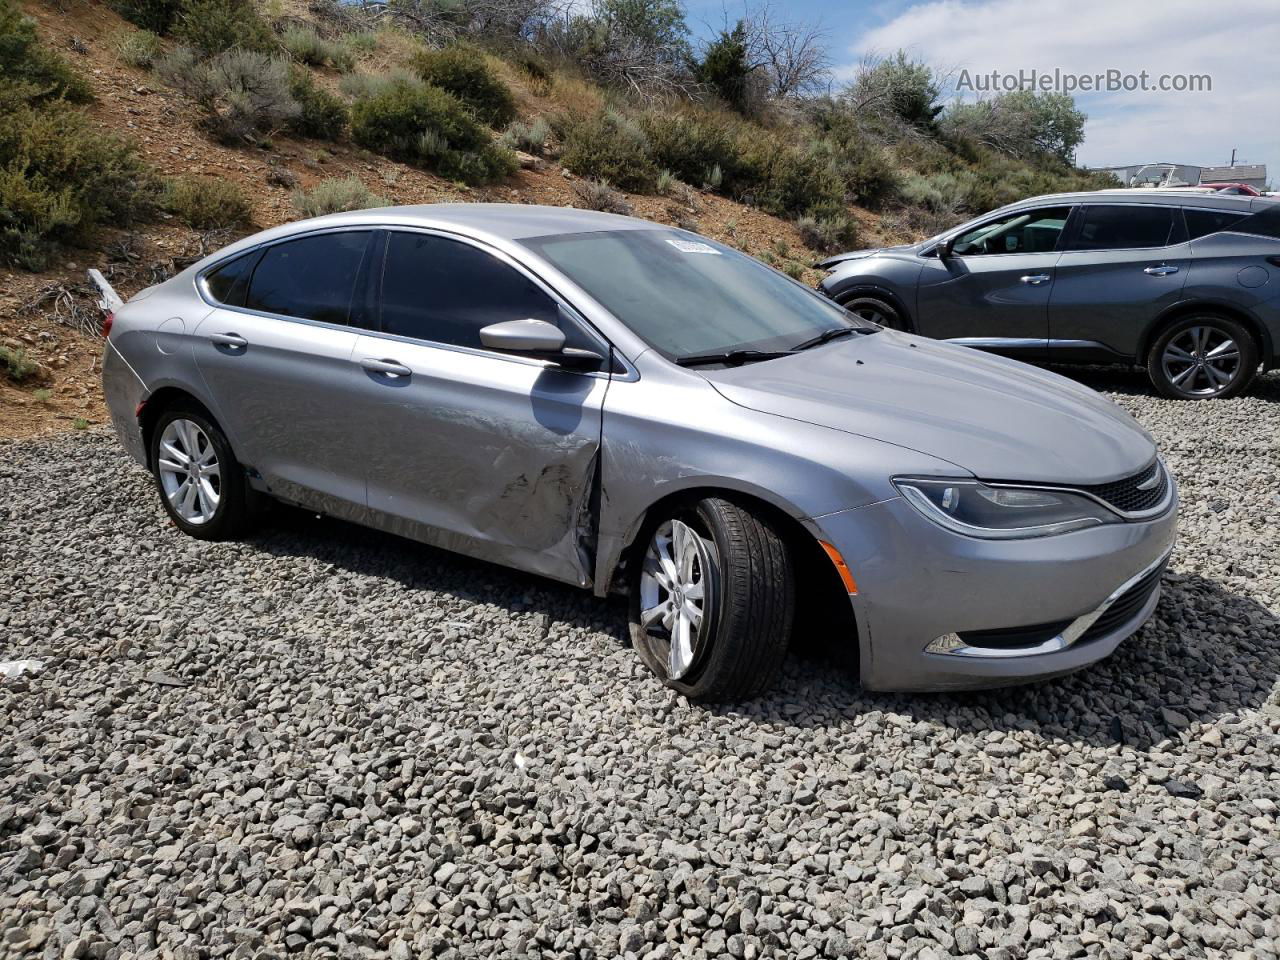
[655,168,675,195]
[342,31,378,56]
[291,175,385,218]
[0,345,37,383]
[560,108,656,192]
[412,45,516,129]
[639,108,744,190]
[338,68,417,101]
[108,0,181,33]
[571,178,633,215]
[0,88,158,270]
[501,117,549,155]
[172,0,273,55]
[287,67,347,140]
[163,175,251,228]
[158,47,299,143]
[281,25,355,71]
[110,27,164,69]
[739,137,845,218]
[349,76,516,185]
[797,214,858,253]
[0,0,93,102]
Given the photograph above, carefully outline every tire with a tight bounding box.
[839,293,907,331]
[1147,314,1258,400]
[149,403,251,540]
[629,497,795,702]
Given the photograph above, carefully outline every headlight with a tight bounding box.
[893,478,1117,539]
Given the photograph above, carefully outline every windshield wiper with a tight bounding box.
[675,349,796,367]
[791,325,870,352]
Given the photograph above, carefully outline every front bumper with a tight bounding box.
[810,488,1179,692]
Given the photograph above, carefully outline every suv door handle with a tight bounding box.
[1020,274,1051,285]
[209,332,248,348]
[360,357,412,378]
[1144,264,1179,276]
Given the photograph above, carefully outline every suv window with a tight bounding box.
[1071,205,1175,250]
[379,232,571,349]
[1238,204,1280,240]
[244,231,371,324]
[951,207,1071,255]
[1185,208,1248,240]
[204,251,259,307]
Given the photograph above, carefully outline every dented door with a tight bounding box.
[352,333,607,587]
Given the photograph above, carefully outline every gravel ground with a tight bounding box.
[2,369,1279,960]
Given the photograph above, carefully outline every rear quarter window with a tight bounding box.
[203,251,259,307]
[1184,208,1249,240]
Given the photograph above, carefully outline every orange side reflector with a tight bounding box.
[818,540,858,595]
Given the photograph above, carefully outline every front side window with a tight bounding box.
[244,231,371,325]
[1070,205,1175,250]
[522,228,871,361]
[951,207,1072,256]
[379,232,572,349]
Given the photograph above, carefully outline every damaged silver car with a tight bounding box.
[100,205,1177,701]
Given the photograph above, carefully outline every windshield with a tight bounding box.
[521,229,870,361]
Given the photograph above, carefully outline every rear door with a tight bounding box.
[915,205,1073,360]
[349,229,610,587]
[192,229,376,510]
[1048,203,1190,360]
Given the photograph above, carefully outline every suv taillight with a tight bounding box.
[101,312,114,339]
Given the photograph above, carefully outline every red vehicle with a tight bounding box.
[1172,182,1263,196]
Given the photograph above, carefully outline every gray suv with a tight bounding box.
[818,190,1280,399]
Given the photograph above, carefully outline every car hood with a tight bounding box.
[701,330,1156,485]
[818,243,922,269]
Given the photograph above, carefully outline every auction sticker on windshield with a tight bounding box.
[666,238,721,255]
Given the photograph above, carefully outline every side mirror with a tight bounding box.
[479,318,605,370]
[938,236,955,259]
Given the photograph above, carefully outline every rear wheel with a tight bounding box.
[150,404,251,540]
[1147,314,1258,399]
[629,498,795,702]
[840,294,906,331]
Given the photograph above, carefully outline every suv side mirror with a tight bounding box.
[479,319,604,370]
[938,236,955,258]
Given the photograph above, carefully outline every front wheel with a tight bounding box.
[1147,315,1258,399]
[839,294,906,331]
[629,498,795,702]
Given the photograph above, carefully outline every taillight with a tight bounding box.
[101,311,114,339]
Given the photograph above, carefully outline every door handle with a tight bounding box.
[1020,274,1051,285]
[360,357,412,378]
[1144,264,1179,276]
[209,332,248,348]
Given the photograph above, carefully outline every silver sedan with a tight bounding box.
[100,205,1178,700]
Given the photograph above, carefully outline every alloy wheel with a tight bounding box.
[157,418,221,524]
[850,304,890,325]
[638,519,718,680]
[1161,325,1241,397]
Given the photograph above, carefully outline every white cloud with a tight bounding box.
[845,0,1280,178]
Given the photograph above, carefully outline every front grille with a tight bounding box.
[957,558,1167,651]
[1076,460,1167,514]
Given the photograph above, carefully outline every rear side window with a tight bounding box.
[1238,204,1280,240]
[245,231,371,324]
[1184,208,1249,240]
[204,251,258,307]
[378,232,563,349]
[1070,205,1175,250]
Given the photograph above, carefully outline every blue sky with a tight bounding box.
[682,0,1279,185]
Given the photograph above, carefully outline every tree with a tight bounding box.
[843,50,943,131]
[695,21,751,110]
[943,91,1086,163]
[738,1,830,100]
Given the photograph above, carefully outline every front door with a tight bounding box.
[916,205,1074,361]
[1049,203,1190,360]
[191,229,376,512]
[352,229,610,587]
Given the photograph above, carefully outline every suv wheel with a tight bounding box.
[840,294,906,331]
[629,498,795,702]
[1147,315,1258,400]
[150,404,251,540]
